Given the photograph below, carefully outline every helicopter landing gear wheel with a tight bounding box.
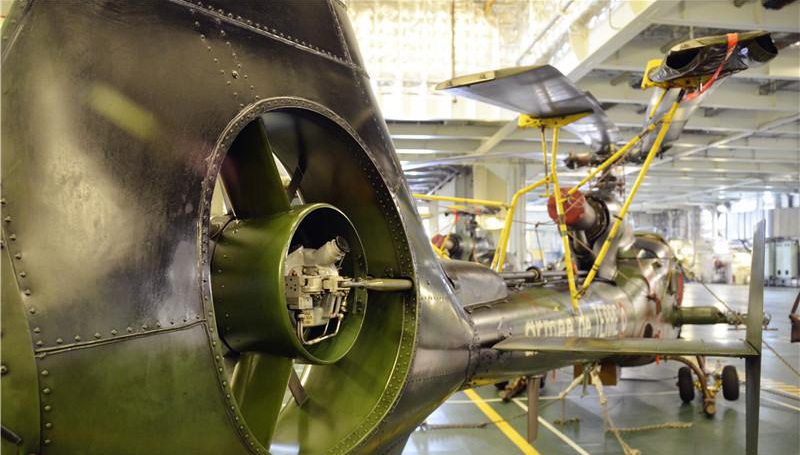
[677,366,695,403]
[721,365,740,401]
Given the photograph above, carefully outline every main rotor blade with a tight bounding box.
[221,117,290,219]
[231,352,293,447]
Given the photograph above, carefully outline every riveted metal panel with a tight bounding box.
[34,325,250,454]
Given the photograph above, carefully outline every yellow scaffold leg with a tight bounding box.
[548,127,580,312]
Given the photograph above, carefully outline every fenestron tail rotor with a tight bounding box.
[211,116,371,449]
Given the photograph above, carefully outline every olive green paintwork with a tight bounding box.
[211,204,366,363]
[0,1,770,453]
[220,116,291,219]
[1,240,41,455]
[232,352,293,446]
[671,306,728,325]
[1,1,425,453]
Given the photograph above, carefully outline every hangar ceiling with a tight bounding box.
[346,0,800,209]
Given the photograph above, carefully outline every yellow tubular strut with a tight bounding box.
[431,241,448,258]
[648,88,668,120]
[413,193,508,208]
[540,128,550,196]
[566,121,660,196]
[548,127,580,312]
[578,99,682,295]
[491,176,550,271]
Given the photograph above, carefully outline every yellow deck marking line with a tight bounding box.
[762,396,800,412]
[512,398,591,455]
[446,390,677,404]
[463,388,541,455]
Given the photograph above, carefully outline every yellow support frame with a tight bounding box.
[548,127,580,312]
[518,111,591,129]
[566,120,661,196]
[577,99,682,296]
[416,101,680,314]
[413,193,508,208]
[491,176,550,271]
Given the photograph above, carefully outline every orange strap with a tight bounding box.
[685,33,738,101]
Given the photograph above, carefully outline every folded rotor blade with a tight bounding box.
[436,65,619,154]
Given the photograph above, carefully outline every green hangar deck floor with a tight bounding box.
[402,284,800,455]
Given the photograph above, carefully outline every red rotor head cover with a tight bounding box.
[547,188,587,226]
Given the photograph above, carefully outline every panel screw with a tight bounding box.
[44,439,51,445]
[0,365,7,375]
[110,329,117,335]
[15,253,22,260]
[42,388,51,394]
[24,289,32,296]
[29,307,36,314]
[19,271,26,278]
[127,327,133,333]
[33,327,40,333]
[41,370,48,376]
[44,405,52,412]
[55,338,63,344]
[44,423,52,429]
[4,216,11,223]
[74,335,81,341]
[36,340,43,346]
[10,234,16,240]
[94,333,101,339]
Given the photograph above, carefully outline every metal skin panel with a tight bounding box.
[1,1,472,453]
[439,259,509,308]
[435,65,620,152]
[36,325,250,455]
[1,242,41,455]
[1,1,764,453]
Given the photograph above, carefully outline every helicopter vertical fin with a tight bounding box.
[745,220,765,455]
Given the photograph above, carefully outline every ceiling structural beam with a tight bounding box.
[548,0,675,81]
[388,109,800,137]
[473,119,518,155]
[401,119,520,170]
[650,0,800,33]
[579,77,800,112]
[395,131,800,153]
[603,105,800,135]
[653,113,800,167]
[598,40,800,81]
[637,178,766,207]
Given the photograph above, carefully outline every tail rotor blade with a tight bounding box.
[231,352,294,447]
[221,117,291,219]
